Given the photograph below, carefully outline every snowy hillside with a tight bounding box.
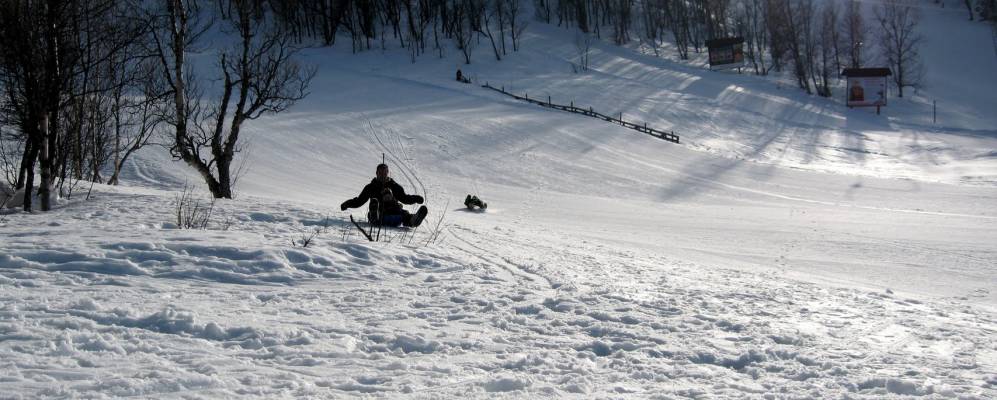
[2,1,997,398]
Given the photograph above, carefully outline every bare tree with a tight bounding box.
[453,0,478,64]
[610,0,635,45]
[534,0,551,23]
[0,0,59,212]
[151,0,314,199]
[773,0,815,94]
[739,0,769,74]
[495,0,507,55]
[640,0,662,56]
[666,0,693,60]
[764,0,789,72]
[841,0,867,68]
[0,124,24,189]
[574,30,594,71]
[107,61,167,185]
[480,0,503,60]
[813,2,838,97]
[876,0,924,98]
[146,0,213,196]
[0,0,138,211]
[401,0,433,63]
[507,0,528,51]
[703,0,734,39]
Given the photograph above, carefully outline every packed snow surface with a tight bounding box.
[2,3,996,398]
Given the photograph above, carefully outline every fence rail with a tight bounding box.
[481,83,680,144]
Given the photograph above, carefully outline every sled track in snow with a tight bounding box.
[445,225,557,292]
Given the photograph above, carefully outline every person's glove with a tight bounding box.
[340,201,348,211]
[412,195,424,204]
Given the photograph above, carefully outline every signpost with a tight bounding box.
[706,37,745,71]
[841,68,892,115]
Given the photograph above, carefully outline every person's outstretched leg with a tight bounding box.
[407,206,429,227]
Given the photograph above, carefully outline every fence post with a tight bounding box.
[525,93,528,100]
[548,95,551,106]
[571,101,574,108]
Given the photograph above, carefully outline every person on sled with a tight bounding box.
[456,68,470,84]
[464,194,487,210]
[340,163,428,227]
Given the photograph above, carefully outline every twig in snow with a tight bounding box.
[424,199,450,246]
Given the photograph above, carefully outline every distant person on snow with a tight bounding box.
[464,194,487,210]
[456,69,470,84]
[341,163,428,227]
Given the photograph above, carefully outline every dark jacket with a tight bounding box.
[341,178,422,216]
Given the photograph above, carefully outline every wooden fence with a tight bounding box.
[481,83,680,144]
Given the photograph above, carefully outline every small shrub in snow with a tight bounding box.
[574,32,593,73]
[1,187,27,212]
[219,215,236,231]
[0,183,13,223]
[174,185,214,230]
[293,215,331,248]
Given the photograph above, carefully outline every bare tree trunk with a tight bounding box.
[496,0,507,55]
[38,114,52,210]
[509,0,527,51]
[482,3,502,61]
[38,0,64,211]
[16,140,34,191]
[166,0,222,196]
[22,145,36,212]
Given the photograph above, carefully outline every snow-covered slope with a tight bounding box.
[3,184,995,398]
[2,2,996,398]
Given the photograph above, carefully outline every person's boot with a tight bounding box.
[410,205,429,227]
